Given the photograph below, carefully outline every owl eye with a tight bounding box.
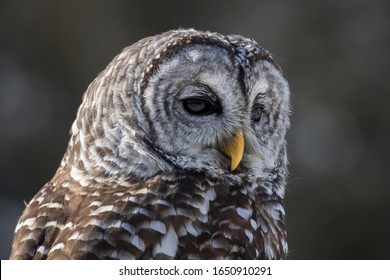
[251,106,263,122]
[182,98,215,116]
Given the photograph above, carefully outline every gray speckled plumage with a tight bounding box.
[10,29,291,260]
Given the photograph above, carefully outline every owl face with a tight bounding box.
[142,44,245,171]
[140,43,289,177]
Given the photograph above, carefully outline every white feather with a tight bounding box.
[153,225,178,257]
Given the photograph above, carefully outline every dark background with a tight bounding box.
[1,0,389,259]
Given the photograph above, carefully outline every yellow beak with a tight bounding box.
[220,129,245,171]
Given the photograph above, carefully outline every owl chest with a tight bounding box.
[189,187,287,260]
[108,183,287,260]
[34,182,286,259]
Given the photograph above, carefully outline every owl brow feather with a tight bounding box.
[140,31,236,92]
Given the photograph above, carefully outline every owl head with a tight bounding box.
[63,29,290,187]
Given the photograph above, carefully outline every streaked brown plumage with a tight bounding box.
[10,29,290,259]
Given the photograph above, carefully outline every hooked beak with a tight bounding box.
[220,129,244,172]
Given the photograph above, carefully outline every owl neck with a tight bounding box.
[58,134,285,199]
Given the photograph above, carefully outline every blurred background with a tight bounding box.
[0,0,389,259]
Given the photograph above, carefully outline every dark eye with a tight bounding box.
[251,106,263,122]
[182,98,215,116]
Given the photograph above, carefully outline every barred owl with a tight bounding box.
[10,29,290,260]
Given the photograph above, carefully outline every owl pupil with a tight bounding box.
[251,106,263,122]
[182,98,214,115]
